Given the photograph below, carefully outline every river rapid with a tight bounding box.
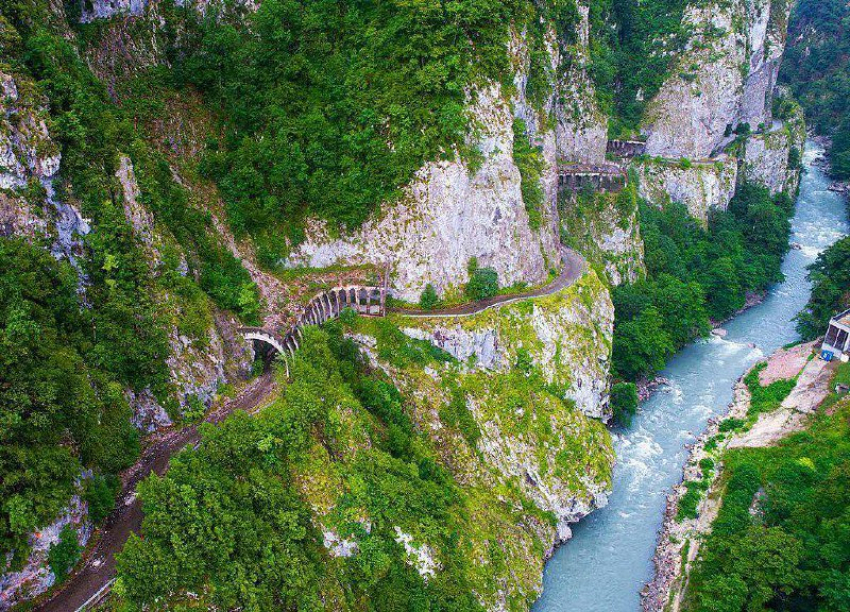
[532,141,849,612]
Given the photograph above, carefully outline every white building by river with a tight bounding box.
[822,308,850,359]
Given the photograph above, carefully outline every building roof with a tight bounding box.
[832,308,850,328]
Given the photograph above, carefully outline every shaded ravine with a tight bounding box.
[532,141,849,612]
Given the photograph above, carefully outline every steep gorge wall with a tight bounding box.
[284,81,559,303]
[643,0,790,160]
[637,0,801,215]
[344,272,616,609]
[555,2,609,165]
[0,23,252,607]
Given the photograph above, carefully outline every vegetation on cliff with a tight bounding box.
[0,240,141,561]
[682,398,850,611]
[0,0,261,565]
[584,0,690,136]
[797,236,850,340]
[115,317,612,611]
[781,0,850,179]
[151,0,580,264]
[612,184,795,382]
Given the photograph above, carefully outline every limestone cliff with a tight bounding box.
[283,10,609,301]
[555,2,609,165]
[636,0,800,215]
[326,271,615,610]
[636,157,739,222]
[560,187,646,286]
[400,270,615,421]
[741,97,806,195]
[643,0,791,159]
[284,82,559,303]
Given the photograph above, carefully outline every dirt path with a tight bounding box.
[391,249,586,318]
[31,371,278,612]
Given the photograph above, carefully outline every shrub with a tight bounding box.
[719,418,746,432]
[338,307,359,327]
[611,382,639,427]
[465,268,499,301]
[419,284,439,310]
[439,390,482,449]
[49,526,81,583]
[84,475,119,525]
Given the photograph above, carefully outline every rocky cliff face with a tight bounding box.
[560,188,646,285]
[636,0,800,214]
[643,0,791,159]
[284,12,607,301]
[79,0,257,23]
[555,2,609,165]
[637,157,739,222]
[741,97,806,195]
[401,270,615,421]
[338,271,615,609]
[285,82,558,302]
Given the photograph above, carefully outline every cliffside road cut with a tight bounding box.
[32,249,586,612]
[32,372,278,612]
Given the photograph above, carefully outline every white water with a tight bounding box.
[533,141,849,612]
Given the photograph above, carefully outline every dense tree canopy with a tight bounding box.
[0,240,139,559]
[612,184,794,381]
[781,0,850,178]
[116,326,486,611]
[797,236,850,340]
[0,0,263,564]
[684,400,850,611]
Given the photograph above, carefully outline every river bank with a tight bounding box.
[532,140,849,612]
[641,341,833,611]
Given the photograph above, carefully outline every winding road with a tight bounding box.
[390,248,586,318]
[31,372,278,612]
[29,248,587,612]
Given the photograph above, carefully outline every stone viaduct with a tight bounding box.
[606,139,647,158]
[240,285,387,376]
[558,163,628,193]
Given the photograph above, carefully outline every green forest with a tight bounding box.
[611,184,795,385]
[797,236,850,340]
[0,0,260,568]
[115,323,512,611]
[683,399,850,612]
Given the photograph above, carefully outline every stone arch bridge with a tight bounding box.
[240,285,387,377]
[558,163,627,193]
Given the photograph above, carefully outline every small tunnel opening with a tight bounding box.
[251,340,279,373]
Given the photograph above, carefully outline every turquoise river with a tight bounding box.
[533,141,849,611]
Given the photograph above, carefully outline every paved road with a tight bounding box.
[390,248,586,318]
[32,371,278,612]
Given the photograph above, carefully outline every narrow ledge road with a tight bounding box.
[390,248,587,318]
[32,248,588,612]
[32,371,278,612]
